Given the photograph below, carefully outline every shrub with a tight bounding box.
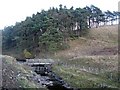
[23,49,32,59]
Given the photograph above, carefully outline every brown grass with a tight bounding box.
[55,25,118,59]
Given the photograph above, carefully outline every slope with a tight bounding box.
[52,25,118,89]
[1,55,47,90]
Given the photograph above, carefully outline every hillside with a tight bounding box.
[2,5,120,59]
[1,4,120,89]
[55,25,118,58]
[1,55,48,90]
[52,25,119,89]
[1,25,119,89]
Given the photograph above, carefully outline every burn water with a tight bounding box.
[16,59,79,90]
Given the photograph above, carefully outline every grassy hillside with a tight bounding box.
[52,25,118,89]
[55,25,118,58]
[2,25,118,89]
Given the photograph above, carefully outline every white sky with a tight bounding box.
[0,0,119,30]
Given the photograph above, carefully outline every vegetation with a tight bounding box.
[23,49,33,59]
[1,4,119,89]
[53,55,118,89]
[52,25,118,89]
[2,55,48,90]
[2,4,120,54]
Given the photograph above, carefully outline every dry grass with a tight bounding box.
[55,25,118,59]
[53,25,118,88]
[88,25,118,42]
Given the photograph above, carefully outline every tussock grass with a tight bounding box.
[53,25,118,88]
[53,65,118,88]
[55,25,118,58]
[53,55,118,88]
[88,25,118,43]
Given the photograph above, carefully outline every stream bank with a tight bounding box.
[16,58,78,90]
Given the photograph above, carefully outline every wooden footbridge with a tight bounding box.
[25,59,54,75]
[16,58,74,89]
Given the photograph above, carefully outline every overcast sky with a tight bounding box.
[0,0,119,30]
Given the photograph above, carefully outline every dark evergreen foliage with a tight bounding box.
[2,5,119,52]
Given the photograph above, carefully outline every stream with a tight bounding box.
[16,59,78,90]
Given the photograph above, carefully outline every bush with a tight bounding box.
[23,49,32,59]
